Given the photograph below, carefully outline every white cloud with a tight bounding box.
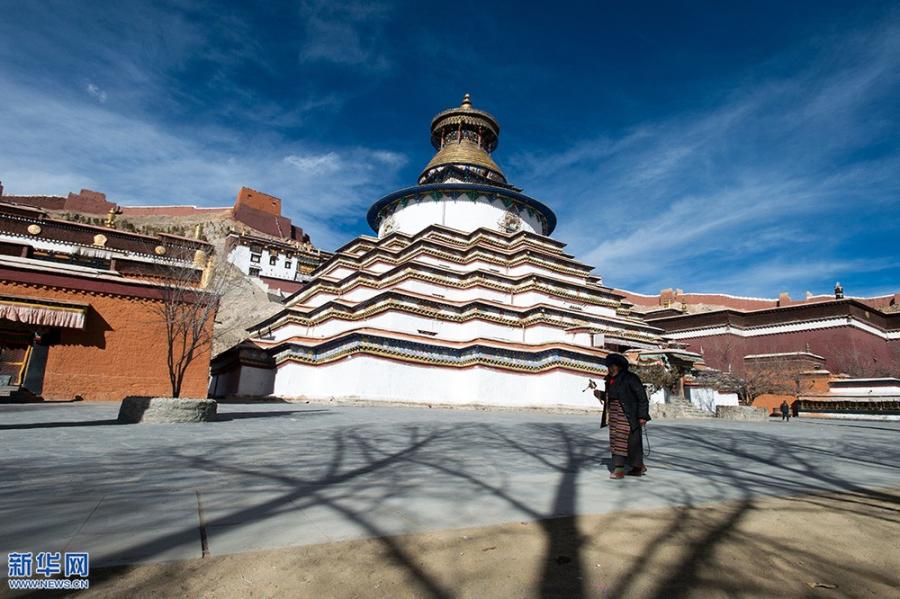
[284,152,342,173]
[0,75,406,251]
[296,0,393,70]
[508,22,900,297]
[85,83,107,103]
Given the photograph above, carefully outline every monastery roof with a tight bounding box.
[645,298,900,332]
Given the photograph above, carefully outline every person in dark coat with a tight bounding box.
[780,400,791,422]
[593,353,651,479]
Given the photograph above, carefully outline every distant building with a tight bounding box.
[620,288,900,378]
[798,377,900,421]
[0,201,214,401]
[224,232,330,296]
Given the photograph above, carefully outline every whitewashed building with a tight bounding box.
[224,232,329,296]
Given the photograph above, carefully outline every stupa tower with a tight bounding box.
[211,95,665,408]
[368,94,556,238]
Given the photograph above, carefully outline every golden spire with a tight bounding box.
[420,93,509,186]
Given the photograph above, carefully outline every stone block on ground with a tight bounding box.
[118,397,217,424]
[650,399,714,419]
[716,405,767,421]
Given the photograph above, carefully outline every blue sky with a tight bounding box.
[1,1,898,297]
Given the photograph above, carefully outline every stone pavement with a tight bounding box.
[1,401,898,568]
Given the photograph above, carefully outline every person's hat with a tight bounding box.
[605,353,630,371]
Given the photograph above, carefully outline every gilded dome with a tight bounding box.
[420,94,510,187]
[421,139,505,179]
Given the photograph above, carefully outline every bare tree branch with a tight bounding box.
[149,257,240,397]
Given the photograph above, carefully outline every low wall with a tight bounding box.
[716,405,767,421]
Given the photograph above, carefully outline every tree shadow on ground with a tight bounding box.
[215,409,332,421]
[8,417,900,598]
[0,419,120,430]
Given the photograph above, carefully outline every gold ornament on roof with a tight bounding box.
[105,207,121,228]
[193,249,208,267]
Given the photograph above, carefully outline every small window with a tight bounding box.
[250,254,261,263]
[270,255,278,266]
[249,267,260,277]
[285,261,292,269]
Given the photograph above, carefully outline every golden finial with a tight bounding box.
[105,207,120,228]
[461,93,472,108]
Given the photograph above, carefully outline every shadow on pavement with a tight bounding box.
[6,416,900,599]
[215,409,332,421]
[0,419,120,430]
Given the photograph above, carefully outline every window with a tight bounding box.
[270,255,278,266]
[250,254,261,264]
[249,267,260,277]
[285,261,292,269]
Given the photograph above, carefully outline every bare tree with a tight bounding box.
[151,256,240,397]
[637,362,681,398]
[702,337,741,374]
[831,345,895,378]
[704,357,804,405]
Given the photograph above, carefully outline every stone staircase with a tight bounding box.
[650,398,715,419]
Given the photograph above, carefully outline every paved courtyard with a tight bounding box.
[1,401,898,569]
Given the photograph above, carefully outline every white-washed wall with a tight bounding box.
[686,387,740,412]
[381,195,545,237]
[228,244,302,281]
[269,314,594,347]
[274,356,605,409]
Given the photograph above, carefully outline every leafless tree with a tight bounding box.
[151,257,241,397]
[702,337,740,374]
[704,357,804,405]
[831,345,895,378]
[637,362,681,397]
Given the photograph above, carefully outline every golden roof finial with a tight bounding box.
[461,93,472,108]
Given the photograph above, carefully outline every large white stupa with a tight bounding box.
[211,95,666,408]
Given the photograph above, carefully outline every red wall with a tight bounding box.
[686,327,900,376]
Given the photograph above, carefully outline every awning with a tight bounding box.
[0,295,88,329]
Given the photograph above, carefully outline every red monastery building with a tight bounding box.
[0,201,215,401]
[626,287,900,377]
